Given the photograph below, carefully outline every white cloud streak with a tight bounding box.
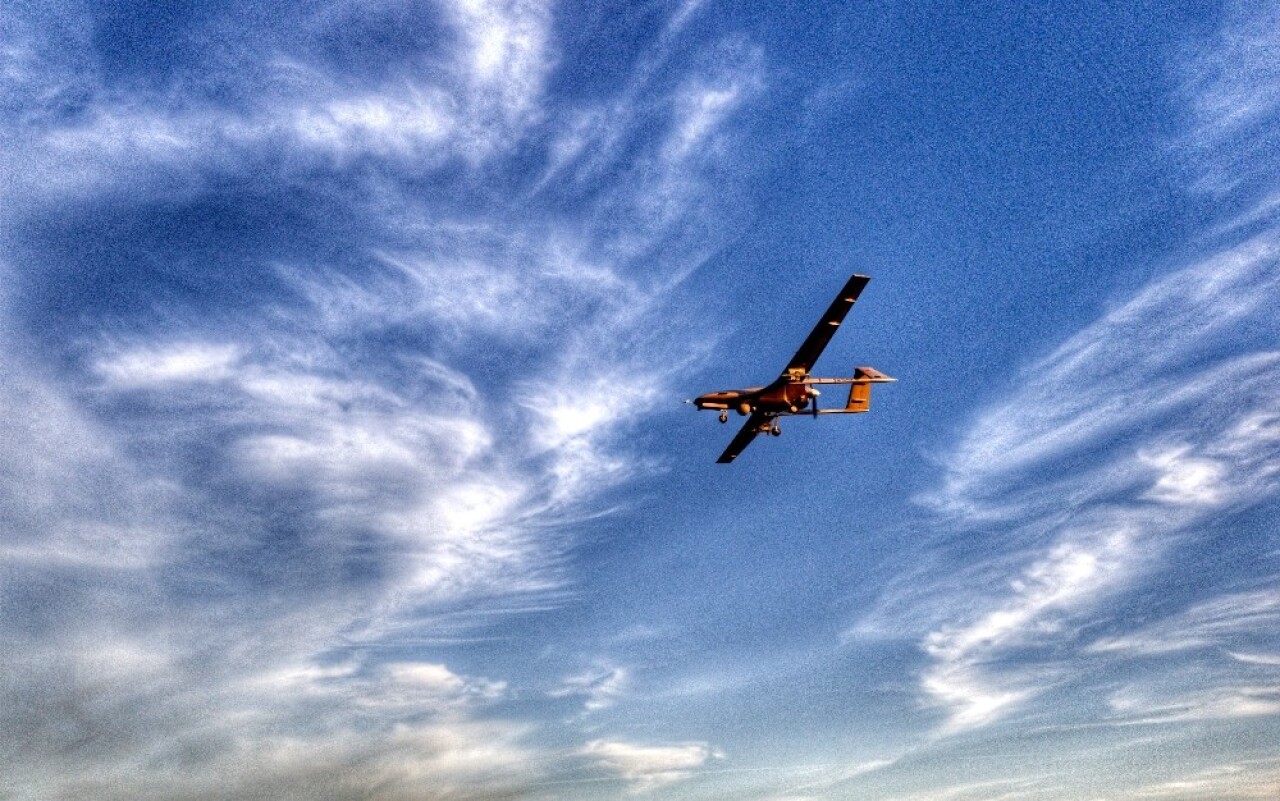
[1108,683,1280,724]
[580,739,719,793]
[1129,759,1280,800]
[1087,590,1280,656]
[550,662,629,711]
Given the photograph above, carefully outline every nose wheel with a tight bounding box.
[770,422,781,436]
[719,410,728,423]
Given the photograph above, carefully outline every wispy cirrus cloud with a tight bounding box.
[1087,589,1280,657]
[1178,1,1280,196]
[0,1,757,797]
[853,2,1280,746]
[872,777,1056,801]
[5,0,749,608]
[550,661,629,711]
[1,1,557,201]
[1128,758,1280,800]
[1086,588,1280,729]
[867,230,1280,735]
[1107,682,1280,725]
[918,532,1134,733]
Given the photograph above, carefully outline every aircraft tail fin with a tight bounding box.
[844,366,895,413]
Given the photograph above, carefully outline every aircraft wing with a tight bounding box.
[782,274,870,376]
[717,412,769,464]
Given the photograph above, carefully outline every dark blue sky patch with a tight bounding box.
[92,0,225,87]
[305,1,454,83]
[14,197,302,340]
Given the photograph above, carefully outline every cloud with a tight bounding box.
[919,533,1132,733]
[870,778,1052,801]
[550,662,629,711]
[1129,759,1280,800]
[290,89,455,158]
[580,739,719,792]
[781,757,900,797]
[664,82,742,162]
[24,0,757,617]
[855,17,1280,728]
[886,224,1280,733]
[1178,2,1280,195]
[0,0,557,208]
[920,230,1280,521]
[1083,589,1280,730]
[0,1,760,798]
[1228,651,1280,666]
[445,0,552,127]
[0,3,96,125]
[1087,590,1280,656]
[0,309,185,574]
[882,0,1280,741]
[1108,683,1280,724]
[95,342,242,387]
[1,631,541,800]
[1138,444,1230,505]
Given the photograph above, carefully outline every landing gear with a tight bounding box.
[719,410,728,423]
[770,422,781,436]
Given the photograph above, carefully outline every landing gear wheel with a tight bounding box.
[770,423,782,436]
[719,410,728,423]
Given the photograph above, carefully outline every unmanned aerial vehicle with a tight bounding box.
[690,274,895,463]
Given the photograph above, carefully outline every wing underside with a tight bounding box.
[716,412,769,464]
[783,274,870,376]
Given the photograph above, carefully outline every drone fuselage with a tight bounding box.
[693,378,812,417]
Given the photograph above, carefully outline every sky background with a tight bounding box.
[2,1,1279,799]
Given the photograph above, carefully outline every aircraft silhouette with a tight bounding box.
[690,274,894,463]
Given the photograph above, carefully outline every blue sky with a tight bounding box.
[3,1,1278,799]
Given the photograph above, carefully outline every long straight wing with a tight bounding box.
[717,412,769,464]
[783,274,870,376]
